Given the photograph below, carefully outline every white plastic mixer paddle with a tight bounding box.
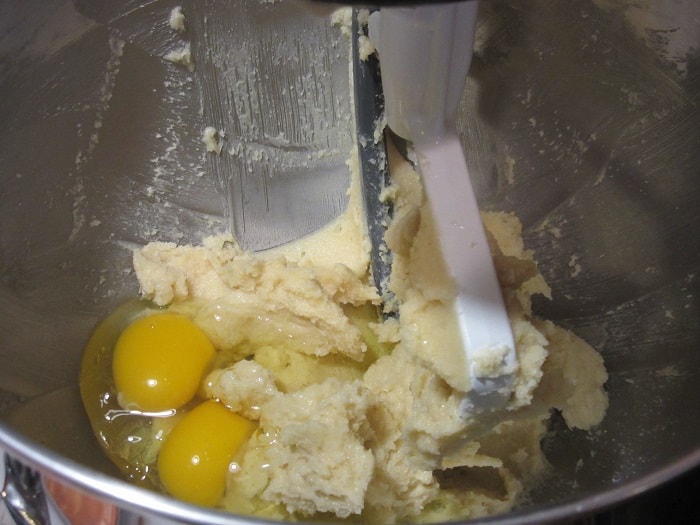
[370,1,517,414]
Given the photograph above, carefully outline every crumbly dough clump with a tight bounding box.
[132,149,608,523]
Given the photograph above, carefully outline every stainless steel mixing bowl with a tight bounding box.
[1,0,699,523]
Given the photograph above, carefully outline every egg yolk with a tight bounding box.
[157,400,256,506]
[112,312,215,412]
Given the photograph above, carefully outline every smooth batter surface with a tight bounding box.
[127,145,608,523]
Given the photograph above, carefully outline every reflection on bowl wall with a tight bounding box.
[1,0,699,524]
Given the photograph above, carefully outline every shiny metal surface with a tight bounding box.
[1,0,699,523]
[1,454,50,525]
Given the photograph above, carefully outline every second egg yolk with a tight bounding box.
[157,400,256,506]
[112,312,215,412]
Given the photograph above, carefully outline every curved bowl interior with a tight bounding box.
[1,0,699,523]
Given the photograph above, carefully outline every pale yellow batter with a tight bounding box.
[126,145,608,523]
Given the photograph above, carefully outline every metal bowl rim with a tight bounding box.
[2,420,699,524]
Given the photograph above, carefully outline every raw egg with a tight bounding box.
[157,400,256,506]
[112,312,215,412]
